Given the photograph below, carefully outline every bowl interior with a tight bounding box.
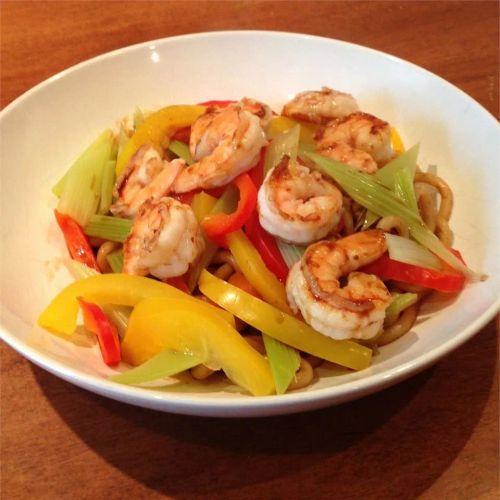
[1,31,499,416]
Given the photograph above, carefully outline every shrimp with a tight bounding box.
[282,87,359,124]
[315,112,393,172]
[286,229,391,340]
[123,197,205,280]
[110,145,184,218]
[258,157,343,245]
[173,104,266,193]
[239,97,273,128]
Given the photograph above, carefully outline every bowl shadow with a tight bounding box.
[32,322,497,499]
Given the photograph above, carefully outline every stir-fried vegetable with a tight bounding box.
[305,151,479,280]
[54,210,100,271]
[121,297,274,396]
[38,274,234,336]
[199,270,372,371]
[116,105,206,176]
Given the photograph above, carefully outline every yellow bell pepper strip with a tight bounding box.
[199,270,372,371]
[226,229,292,314]
[38,273,234,336]
[267,116,318,144]
[115,105,206,176]
[121,297,275,396]
[390,127,405,155]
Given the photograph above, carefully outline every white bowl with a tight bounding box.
[1,31,498,417]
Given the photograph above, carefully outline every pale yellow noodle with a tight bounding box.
[377,303,419,346]
[376,215,409,237]
[287,358,314,391]
[96,241,120,273]
[415,187,437,232]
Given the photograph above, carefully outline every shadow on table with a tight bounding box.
[32,324,497,499]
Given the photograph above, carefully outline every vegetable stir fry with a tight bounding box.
[38,88,484,396]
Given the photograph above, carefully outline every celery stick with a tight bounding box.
[57,133,113,226]
[276,239,305,268]
[394,168,419,214]
[106,249,124,273]
[386,233,441,270]
[376,144,419,190]
[305,152,480,280]
[64,259,98,280]
[361,210,379,230]
[117,123,129,159]
[384,293,418,326]
[168,140,194,165]
[264,124,300,174]
[102,304,130,340]
[263,333,301,394]
[52,130,112,197]
[110,350,204,385]
[133,106,144,129]
[84,215,132,242]
[99,159,116,214]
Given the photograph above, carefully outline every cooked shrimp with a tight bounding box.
[258,157,343,245]
[239,97,273,128]
[282,87,359,124]
[316,112,393,172]
[111,145,184,218]
[173,104,266,193]
[287,229,391,340]
[123,197,204,279]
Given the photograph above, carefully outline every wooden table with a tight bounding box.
[1,2,498,498]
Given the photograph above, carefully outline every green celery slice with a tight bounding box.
[110,350,204,385]
[133,106,144,129]
[99,159,116,215]
[106,249,124,273]
[385,233,441,270]
[384,293,418,326]
[276,239,305,268]
[304,151,479,280]
[376,144,419,190]
[264,124,300,174]
[263,333,301,394]
[84,215,133,242]
[57,131,113,226]
[168,140,194,165]
[52,130,112,197]
[394,168,419,214]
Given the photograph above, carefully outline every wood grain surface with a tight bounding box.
[1,2,498,499]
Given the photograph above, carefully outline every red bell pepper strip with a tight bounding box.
[361,250,466,293]
[170,126,191,143]
[245,212,289,283]
[165,276,190,294]
[78,298,121,366]
[54,210,100,272]
[202,173,257,239]
[198,100,236,109]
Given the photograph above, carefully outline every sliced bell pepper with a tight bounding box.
[38,274,234,336]
[267,115,317,144]
[165,276,190,294]
[361,251,466,293]
[198,100,236,108]
[245,212,289,283]
[78,298,121,366]
[226,229,292,314]
[54,210,100,272]
[202,173,257,240]
[198,270,372,371]
[121,297,274,396]
[116,105,206,176]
